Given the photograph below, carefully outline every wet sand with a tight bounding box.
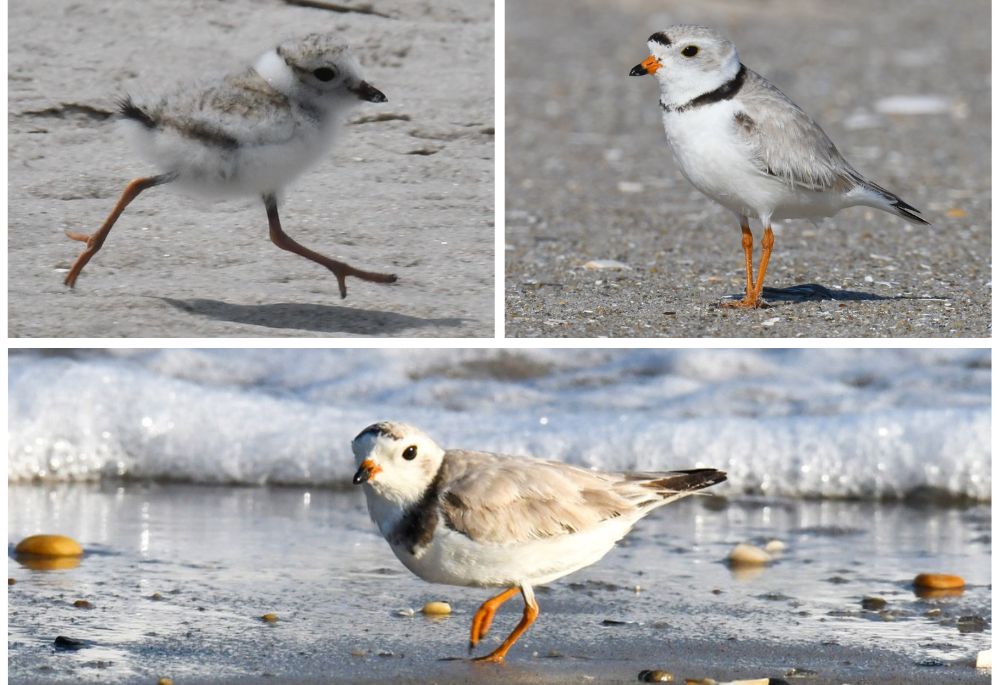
[505,0,990,337]
[8,484,991,684]
[8,0,494,337]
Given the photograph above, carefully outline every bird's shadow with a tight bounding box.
[722,283,949,305]
[158,297,467,335]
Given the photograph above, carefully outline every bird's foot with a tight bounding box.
[471,651,506,664]
[719,295,768,309]
[330,266,398,299]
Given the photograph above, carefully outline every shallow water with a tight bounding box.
[8,483,990,684]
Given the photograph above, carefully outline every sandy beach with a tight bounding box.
[505,0,990,337]
[8,0,494,338]
[8,484,991,684]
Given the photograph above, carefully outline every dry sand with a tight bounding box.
[9,0,494,337]
[505,0,990,338]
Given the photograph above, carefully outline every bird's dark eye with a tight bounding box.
[682,45,699,57]
[312,67,337,82]
[402,445,418,461]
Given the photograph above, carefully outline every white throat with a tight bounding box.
[659,56,741,109]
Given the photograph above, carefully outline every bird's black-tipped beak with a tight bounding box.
[353,459,380,484]
[352,80,387,103]
[630,55,661,77]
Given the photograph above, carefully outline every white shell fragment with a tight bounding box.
[763,539,786,554]
[583,260,631,271]
[976,649,991,669]
[874,95,951,115]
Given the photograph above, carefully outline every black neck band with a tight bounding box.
[661,63,747,114]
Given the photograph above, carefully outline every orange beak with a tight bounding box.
[629,54,662,76]
[352,458,381,485]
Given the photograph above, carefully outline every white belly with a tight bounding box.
[392,515,641,588]
[661,103,852,223]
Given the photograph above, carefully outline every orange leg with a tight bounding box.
[721,222,774,309]
[264,194,397,299]
[469,587,519,650]
[739,218,754,297]
[64,175,172,287]
[750,225,775,304]
[473,585,539,664]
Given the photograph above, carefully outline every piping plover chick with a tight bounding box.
[630,25,929,308]
[64,34,396,298]
[352,421,726,662]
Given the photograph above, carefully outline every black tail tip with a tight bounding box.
[118,95,156,129]
[893,200,931,226]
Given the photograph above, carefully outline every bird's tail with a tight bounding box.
[856,177,931,226]
[625,468,727,509]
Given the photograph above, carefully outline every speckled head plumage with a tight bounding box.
[257,33,387,109]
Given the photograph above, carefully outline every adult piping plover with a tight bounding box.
[630,25,929,308]
[351,421,726,662]
[64,34,397,298]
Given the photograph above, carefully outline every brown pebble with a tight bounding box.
[15,534,83,558]
[421,601,452,616]
[638,669,674,682]
[150,593,163,601]
[260,613,279,623]
[158,678,174,685]
[73,599,93,609]
[8,578,15,585]
[913,573,965,589]
[727,543,771,566]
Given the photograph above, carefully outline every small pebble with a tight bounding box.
[395,608,415,617]
[421,601,451,616]
[150,593,163,601]
[158,679,174,685]
[260,613,279,623]
[956,615,987,633]
[861,597,887,611]
[976,649,991,669]
[763,540,785,554]
[8,578,15,585]
[638,670,674,682]
[73,599,93,609]
[54,636,86,650]
[913,573,964,589]
[15,534,83,557]
[727,543,772,566]
[784,667,818,677]
[350,648,366,657]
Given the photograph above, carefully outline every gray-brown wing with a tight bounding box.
[437,450,638,545]
[735,69,862,193]
[140,70,298,148]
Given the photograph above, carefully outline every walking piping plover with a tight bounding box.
[64,34,397,298]
[351,421,726,662]
[630,25,929,308]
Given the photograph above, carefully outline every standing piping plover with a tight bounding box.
[351,421,726,662]
[630,25,929,309]
[64,34,397,298]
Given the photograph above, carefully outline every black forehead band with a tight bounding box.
[649,32,672,46]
